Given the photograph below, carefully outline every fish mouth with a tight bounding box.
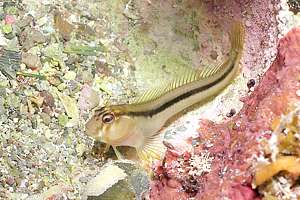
[85,127,98,137]
[86,130,103,141]
[92,134,103,141]
[88,128,105,141]
[85,117,103,138]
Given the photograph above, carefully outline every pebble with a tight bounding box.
[95,60,112,76]
[58,114,69,127]
[201,40,209,49]
[40,112,51,125]
[21,52,42,70]
[247,79,256,89]
[21,29,47,51]
[176,125,187,132]
[80,70,94,83]
[226,108,236,118]
[5,176,15,186]
[0,98,5,115]
[78,85,100,110]
[64,71,77,81]
[245,20,251,27]
[19,179,29,188]
[5,15,15,25]
[30,30,47,43]
[67,80,80,94]
[296,89,300,97]
[210,50,218,60]
[79,176,90,183]
[48,76,62,86]
[57,83,67,91]
[17,15,33,28]
[191,139,199,147]
[40,91,55,108]
[287,0,300,14]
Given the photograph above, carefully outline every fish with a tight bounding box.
[85,22,244,165]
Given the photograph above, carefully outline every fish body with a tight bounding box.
[85,22,244,164]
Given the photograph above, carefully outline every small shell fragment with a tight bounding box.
[56,90,79,127]
[85,164,127,197]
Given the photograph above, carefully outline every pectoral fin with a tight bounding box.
[136,133,166,166]
[112,146,124,160]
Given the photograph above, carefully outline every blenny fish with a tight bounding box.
[85,22,244,164]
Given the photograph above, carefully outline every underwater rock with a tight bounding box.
[85,164,128,198]
[287,0,300,14]
[20,28,46,51]
[78,85,99,111]
[84,161,149,200]
[25,184,72,200]
[0,49,20,79]
[21,52,42,70]
[54,11,74,41]
[149,27,300,200]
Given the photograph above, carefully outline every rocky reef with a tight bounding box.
[149,27,300,200]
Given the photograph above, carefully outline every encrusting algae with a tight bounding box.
[255,107,300,186]
[85,22,245,166]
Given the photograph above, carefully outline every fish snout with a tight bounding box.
[85,118,102,140]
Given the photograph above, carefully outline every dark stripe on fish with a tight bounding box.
[127,61,235,117]
[94,107,107,116]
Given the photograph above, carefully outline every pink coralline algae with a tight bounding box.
[4,15,15,25]
[149,28,300,200]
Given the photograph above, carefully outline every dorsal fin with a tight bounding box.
[133,60,225,104]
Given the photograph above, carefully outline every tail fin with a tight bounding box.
[229,22,245,57]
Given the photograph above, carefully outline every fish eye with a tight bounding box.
[102,113,115,124]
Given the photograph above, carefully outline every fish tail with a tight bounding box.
[229,21,245,58]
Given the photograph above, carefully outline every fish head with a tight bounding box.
[85,105,137,146]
